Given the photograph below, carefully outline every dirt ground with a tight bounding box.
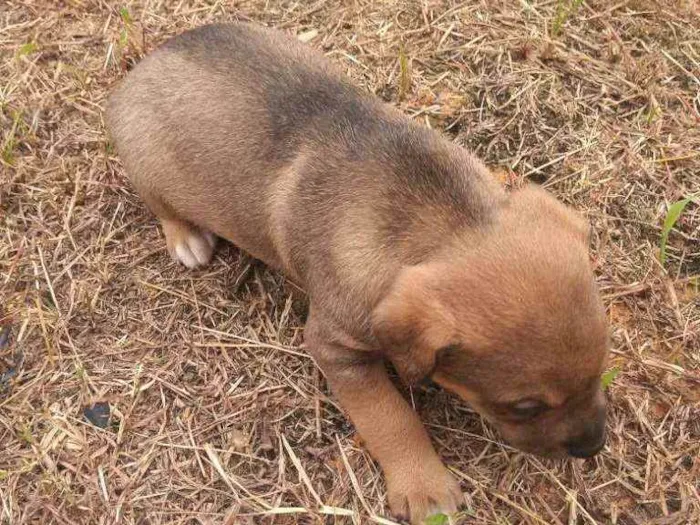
[1,1,699,524]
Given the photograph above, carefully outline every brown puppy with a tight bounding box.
[105,23,609,524]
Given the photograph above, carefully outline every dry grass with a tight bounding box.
[1,1,699,523]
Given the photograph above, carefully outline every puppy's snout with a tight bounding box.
[567,432,605,458]
[566,406,606,458]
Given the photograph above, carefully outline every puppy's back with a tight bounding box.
[106,23,369,165]
[105,23,375,264]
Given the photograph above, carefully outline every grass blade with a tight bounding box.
[660,197,694,265]
[601,367,620,390]
[398,44,411,101]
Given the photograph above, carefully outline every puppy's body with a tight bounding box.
[108,24,500,341]
[107,23,609,524]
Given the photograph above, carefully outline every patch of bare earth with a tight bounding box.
[1,1,698,523]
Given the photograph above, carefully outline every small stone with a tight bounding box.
[83,402,110,429]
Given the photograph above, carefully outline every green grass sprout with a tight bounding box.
[660,195,696,265]
[601,367,620,390]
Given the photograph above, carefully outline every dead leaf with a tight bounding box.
[230,428,249,452]
[436,91,465,118]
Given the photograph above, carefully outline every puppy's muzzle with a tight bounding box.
[565,406,606,458]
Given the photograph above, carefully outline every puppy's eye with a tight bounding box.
[510,399,548,420]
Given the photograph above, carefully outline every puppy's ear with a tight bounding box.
[372,264,455,385]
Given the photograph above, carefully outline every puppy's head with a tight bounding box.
[373,185,609,458]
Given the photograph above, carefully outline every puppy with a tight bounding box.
[106,23,609,524]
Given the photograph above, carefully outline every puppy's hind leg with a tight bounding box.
[138,190,217,269]
[161,218,216,269]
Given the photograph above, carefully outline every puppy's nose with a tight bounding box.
[567,434,605,458]
[566,412,606,458]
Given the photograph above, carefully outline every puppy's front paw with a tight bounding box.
[162,219,216,269]
[386,461,462,524]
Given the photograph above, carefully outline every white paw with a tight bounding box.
[171,230,216,269]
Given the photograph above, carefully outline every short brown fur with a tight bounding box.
[106,23,609,524]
